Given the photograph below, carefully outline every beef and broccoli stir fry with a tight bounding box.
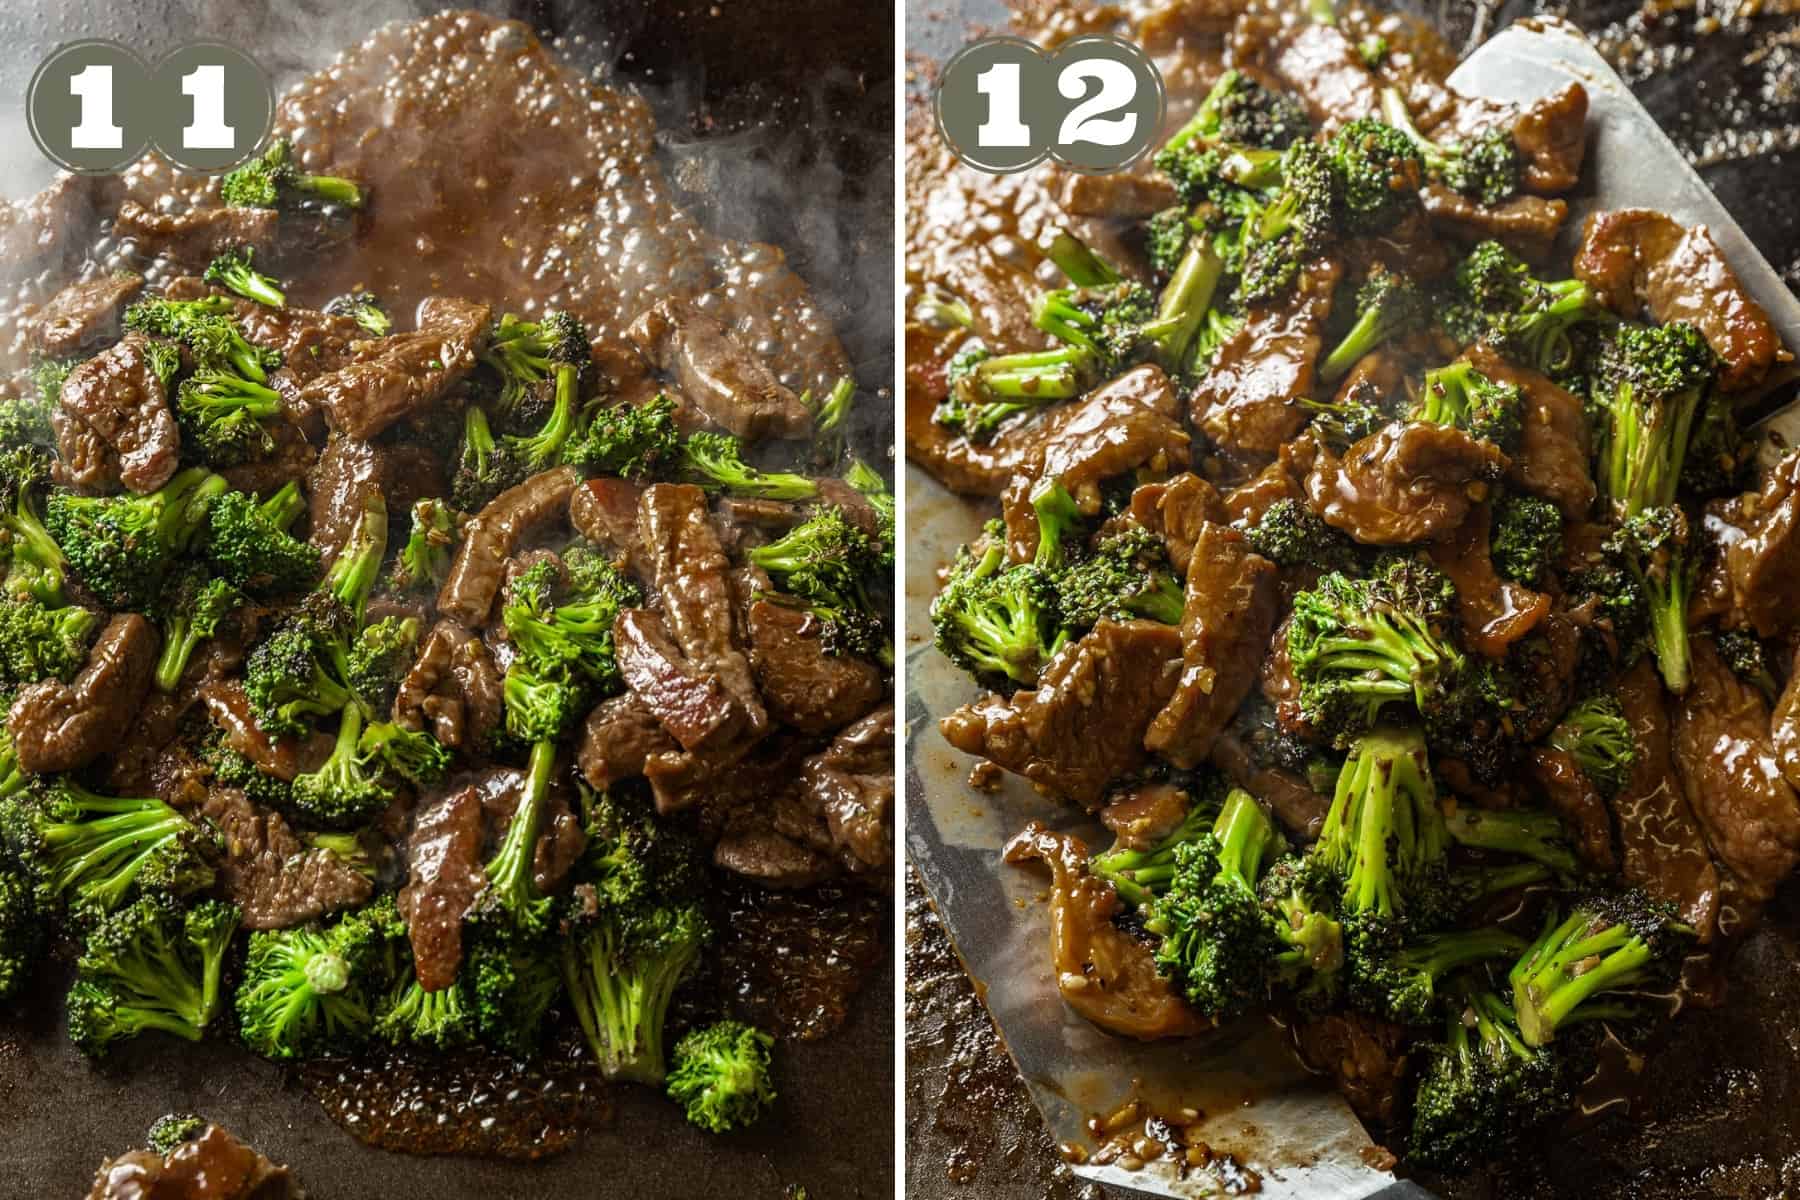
[910,0,1795,1172]
[0,10,892,1148]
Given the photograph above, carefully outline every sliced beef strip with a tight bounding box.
[49,405,115,492]
[1144,522,1280,767]
[1211,729,1329,841]
[577,692,678,790]
[1127,473,1225,575]
[1669,637,1800,903]
[300,296,490,439]
[392,619,503,751]
[1606,659,1720,936]
[998,365,1191,560]
[1773,646,1800,794]
[199,680,331,782]
[746,599,886,734]
[1429,82,1589,196]
[1058,165,1178,221]
[1426,501,1549,658]
[1419,185,1567,261]
[1002,822,1210,1040]
[1721,448,1800,638]
[307,435,449,563]
[1221,454,1304,525]
[436,466,580,627]
[1191,261,1341,458]
[1463,344,1594,521]
[1261,21,1381,131]
[1301,421,1508,545]
[397,781,487,991]
[9,613,157,774]
[202,787,374,931]
[219,419,315,499]
[614,608,754,754]
[1526,747,1617,872]
[712,825,836,889]
[86,1123,300,1200]
[570,476,651,583]
[233,301,365,386]
[1099,781,1192,852]
[795,704,894,877]
[0,173,119,287]
[940,619,1184,809]
[1573,209,1787,393]
[113,200,278,267]
[29,273,142,358]
[628,298,811,441]
[57,333,181,494]
[1292,1012,1409,1126]
[637,483,768,738]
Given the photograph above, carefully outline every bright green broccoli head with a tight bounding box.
[929,529,1063,687]
[1415,361,1525,452]
[1057,525,1186,632]
[152,564,248,692]
[1242,497,1362,574]
[564,393,682,479]
[1316,725,1449,921]
[1509,890,1688,1047]
[1328,118,1423,233]
[667,1020,778,1133]
[1548,695,1636,796]
[8,780,216,918]
[203,245,286,308]
[203,481,320,595]
[681,431,819,500]
[323,292,392,336]
[1489,493,1563,588]
[1319,266,1426,382]
[220,138,364,210]
[146,1113,208,1155]
[66,895,238,1056]
[47,467,228,609]
[235,918,377,1061]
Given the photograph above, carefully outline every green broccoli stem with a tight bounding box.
[323,493,388,618]
[1308,0,1337,23]
[1603,381,1703,517]
[1379,89,1447,172]
[154,615,204,694]
[294,173,363,209]
[1030,480,1080,570]
[1399,927,1528,979]
[484,740,556,921]
[162,470,231,554]
[1510,283,1599,374]
[41,804,191,909]
[1215,788,1274,888]
[813,375,856,433]
[1042,229,1120,287]
[1645,571,1692,694]
[260,480,307,533]
[1156,237,1226,372]
[1444,809,1578,875]
[206,257,285,308]
[970,346,1090,399]
[1512,913,1655,1046]
[502,363,582,469]
[1319,302,1396,382]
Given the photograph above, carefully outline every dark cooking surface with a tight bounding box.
[904,0,1800,1197]
[0,1,895,1197]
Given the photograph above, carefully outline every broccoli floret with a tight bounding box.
[243,615,357,736]
[124,297,278,383]
[481,310,591,426]
[495,362,583,474]
[1092,787,1224,907]
[0,593,98,695]
[346,616,421,716]
[146,1114,207,1155]
[563,892,709,1084]
[1328,118,1423,234]
[930,522,1064,687]
[65,895,238,1056]
[1287,562,1467,746]
[475,740,560,936]
[502,552,640,693]
[563,394,682,479]
[843,457,896,549]
[1714,630,1779,702]
[220,138,363,210]
[667,1020,778,1133]
[1445,807,1579,876]
[203,245,285,308]
[1350,925,1528,1026]
[1319,268,1426,382]
[1145,788,1282,1019]
[747,502,887,629]
[1243,497,1362,574]
[205,741,293,812]
[1231,141,1339,309]
[1029,282,1169,377]
[467,933,562,1060]
[1157,70,1310,165]
[376,975,477,1049]
[1297,389,1393,449]
[1680,395,1751,500]
[390,497,459,595]
[501,659,588,745]
[1380,88,1518,205]
[1144,207,1202,280]
[1509,891,1688,1046]
[235,917,378,1060]
[1489,493,1562,588]
[203,480,320,595]
[0,864,44,1000]
[1593,321,1719,519]
[152,564,248,692]
[1315,726,1450,925]
[1,366,61,447]
[1547,695,1636,796]
[4,780,215,916]
[288,704,396,829]
[0,446,70,604]
[1257,852,1345,1009]
[1359,33,1390,67]
[323,292,391,336]
[681,431,818,500]
[47,467,227,609]
[1442,241,1605,375]
[1408,983,1568,1169]
[1604,506,1695,693]
[1414,361,1524,452]
[1058,525,1186,631]
[175,369,283,467]
[321,491,387,620]
[450,405,525,512]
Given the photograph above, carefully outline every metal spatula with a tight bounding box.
[905,17,1798,1200]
